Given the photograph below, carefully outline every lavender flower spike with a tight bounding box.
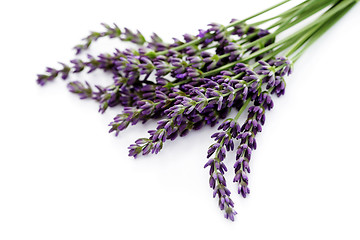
[234,92,274,198]
[204,117,241,220]
[74,23,149,55]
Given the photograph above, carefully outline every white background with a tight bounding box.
[1,0,360,239]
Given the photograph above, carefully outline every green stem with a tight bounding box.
[275,0,333,32]
[227,0,292,29]
[290,1,357,62]
[285,22,324,58]
[250,1,308,26]
[156,0,292,56]
[155,38,203,56]
[259,35,299,62]
[203,0,355,77]
[266,0,311,28]
[244,0,338,50]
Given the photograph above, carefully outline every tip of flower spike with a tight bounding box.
[128,144,142,158]
[224,207,237,221]
[36,74,48,86]
[74,45,83,55]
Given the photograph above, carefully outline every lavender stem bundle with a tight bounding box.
[37,0,358,221]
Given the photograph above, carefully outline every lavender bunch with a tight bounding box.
[36,0,358,221]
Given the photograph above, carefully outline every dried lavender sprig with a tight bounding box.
[74,23,147,55]
[233,59,292,198]
[36,63,71,86]
[234,99,269,198]
[36,52,116,86]
[128,102,196,157]
[204,97,250,221]
[67,81,95,99]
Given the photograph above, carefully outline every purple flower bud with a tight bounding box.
[241,173,249,184]
[238,185,250,198]
[219,188,226,196]
[213,187,218,198]
[220,162,227,172]
[135,138,148,145]
[142,143,152,155]
[217,95,223,111]
[243,160,251,173]
[234,171,242,182]
[209,177,215,189]
[207,143,220,158]
[218,174,225,185]
[214,161,220,170]
[243,75,258,81]
[219,147,226,161]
